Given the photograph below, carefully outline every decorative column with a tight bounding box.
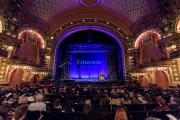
[128,48,140,69]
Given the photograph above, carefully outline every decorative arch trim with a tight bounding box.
[52,18,129,41]
[135,29,161,49]
[18,29,46,49]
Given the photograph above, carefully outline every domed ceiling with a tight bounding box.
[22,0,158,35]
[29,0,152,22]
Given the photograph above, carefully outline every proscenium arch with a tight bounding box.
[53,26,127,80]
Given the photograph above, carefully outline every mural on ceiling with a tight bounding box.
[30,0,150,22]
[135,30,164,65]
[12,29,45,65]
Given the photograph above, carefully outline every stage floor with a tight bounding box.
[74,79,109,82]
[47,79,124,87]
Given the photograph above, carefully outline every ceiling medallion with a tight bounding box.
[80,0,99,6]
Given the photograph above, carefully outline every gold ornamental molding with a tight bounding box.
[52,18,129,41]
[0,33,20,46]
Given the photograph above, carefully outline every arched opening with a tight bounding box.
[9,69,24,88]
[155,70,169,89]
[54,26,126,82]
[139,74,149,88]
[12,29,45,65]
[135,30,164,65]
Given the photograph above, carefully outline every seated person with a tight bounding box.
[28,94,46,111]
[115,107,128,120]
[153,96,170,112]
[52,99,65,112]
[13,105,28,120]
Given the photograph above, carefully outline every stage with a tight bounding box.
[54,30,125,83]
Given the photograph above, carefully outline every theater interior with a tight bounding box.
[0,0,180,120]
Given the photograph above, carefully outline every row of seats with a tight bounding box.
[25,110,180,120]
[46,103,159,112]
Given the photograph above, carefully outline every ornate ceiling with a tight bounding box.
[30,0,79,21]
[102,0,150,22]
[29,0,152,22]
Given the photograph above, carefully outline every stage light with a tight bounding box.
[7,46,14,51]
[171,45,176,49]
[174,73,178,76]
[46,56,50,59]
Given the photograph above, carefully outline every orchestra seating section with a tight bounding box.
[1,82,180,120]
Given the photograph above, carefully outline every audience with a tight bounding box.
[115,107,128,120]
[0,80,179,119]
[13,105,28,120]
[28,94,46,111]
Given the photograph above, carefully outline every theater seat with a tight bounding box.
[25,111,41,120]
[148,111,175,120]
[145,104,159,111]
[128,111,147,120]
[42,112,81,120]
[124,104,145,111]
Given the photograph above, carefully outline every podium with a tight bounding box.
[100,73,105,81]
